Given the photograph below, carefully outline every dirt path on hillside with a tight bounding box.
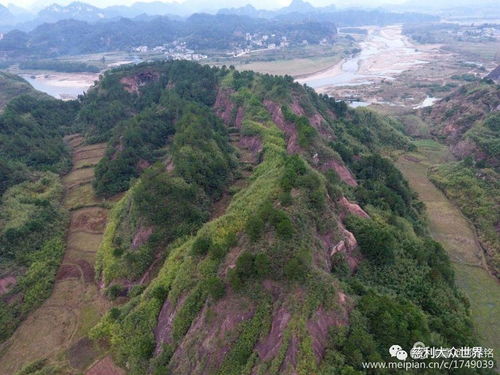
[0,135,123,375]
[396,144,500,357]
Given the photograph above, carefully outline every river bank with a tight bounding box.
[296,25,439,90]
[19,73,99,100]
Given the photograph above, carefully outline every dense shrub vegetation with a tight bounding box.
[0,95,79,194]
[0,61,488,374]
[0,173,67,341]
[84,61,488,375]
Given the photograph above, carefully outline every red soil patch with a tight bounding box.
[56,265,81,281]
[255,306,291,361]
[154,294,188,353]
[239,135,262,154]
[320,158,357,187]
[0,276,16,295]
[235,106,245,128]
[264,100,302,154]
[281,335,299,374]
[338,197,369,219]
[56,260,94,283]
[85,355,125,375]
[132,226,153,249]
[68,337,99,370]
[71,208,108,233]
[120,70,160,94]
[168,292,255,373]
[238,135,263,165]
[166,158,175,173]
[307,306,348,359]
[77,259,95,283]
[214,88,236,125]
[291,97,334,140]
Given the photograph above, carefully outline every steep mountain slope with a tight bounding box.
[0,61,491,374]
[422,80,500,168]
[61,61,482,374]
[0,90,80,349]
[421,81,499,277]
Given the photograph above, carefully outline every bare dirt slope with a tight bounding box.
[0,135,117,375]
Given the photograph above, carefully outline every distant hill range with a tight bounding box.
[0,0,438,32]
[0,14,338,58]
[0,0,439,59]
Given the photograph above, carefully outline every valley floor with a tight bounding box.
[0,135,121,375]
[396,141,500,356]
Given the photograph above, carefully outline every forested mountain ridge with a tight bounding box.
[0,61,491,374]
[0,15,337,59]
[75,61,483,374]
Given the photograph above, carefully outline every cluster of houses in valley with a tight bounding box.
[132,31,335,60]
[133,42,208,61]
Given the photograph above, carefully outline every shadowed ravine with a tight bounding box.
[396,142,500,357]
[0,135,122,375]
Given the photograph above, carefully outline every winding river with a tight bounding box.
[297,25,434,89]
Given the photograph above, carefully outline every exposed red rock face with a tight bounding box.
[291,97,334,141]
[154,295,188,353]
[0,276,16,296]
[214,88,236,126]
[132,226,154,249]
[120,70,160,94]
[423,83,499,163]
[235,107,245,128]
[264,100,302,154]
[307,305,348,359]
[239,135,262,154]
[338,197,369,219]
[281,334,299,374]
[255,306,291,361]
[320,158,358,186]
[326,221,360,272]
[167,293,255,374]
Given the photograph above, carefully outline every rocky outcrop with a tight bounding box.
[120,70,160,94]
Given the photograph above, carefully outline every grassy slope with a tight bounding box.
[396,140,500,356]
[86,63,484,375]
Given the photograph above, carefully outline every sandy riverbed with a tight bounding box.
[296,25,441,91]
[20,72,100,100]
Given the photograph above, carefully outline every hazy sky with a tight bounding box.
[2,0,495,11]
[2,0,409,11]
